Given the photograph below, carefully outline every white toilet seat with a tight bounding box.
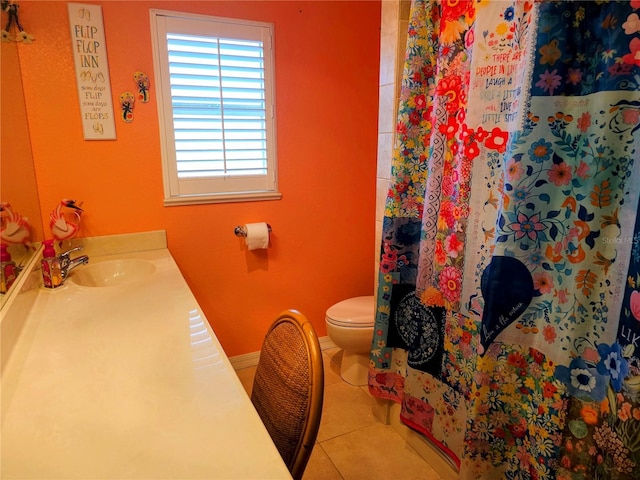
[325,296,375,328]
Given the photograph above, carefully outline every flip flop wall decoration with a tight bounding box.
[134,71,150,103]
[119,92,135,123]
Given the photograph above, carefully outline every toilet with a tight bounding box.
[325,296,375,386]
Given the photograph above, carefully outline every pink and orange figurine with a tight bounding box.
[0,202,32,247]
[49,199,84,244]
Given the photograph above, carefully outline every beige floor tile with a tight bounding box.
[236,349,449,480]
[326,348,345,371]
[323,350,344,386]
[302,444,343,480]
[235,366,256,396]
[321,423,442,480]
[324,347,342,365]
[316,381,379,442]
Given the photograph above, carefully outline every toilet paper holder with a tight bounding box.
[234,224,272,237]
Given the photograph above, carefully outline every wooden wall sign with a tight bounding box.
[68,3,116,140]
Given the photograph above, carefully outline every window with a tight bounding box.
[150,10,280,205]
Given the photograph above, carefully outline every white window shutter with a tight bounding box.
[151,10,280,204]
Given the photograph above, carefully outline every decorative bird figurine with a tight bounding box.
[49,199,83,244]
[0,202,32,247]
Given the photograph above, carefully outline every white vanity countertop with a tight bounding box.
[1,245,291,479]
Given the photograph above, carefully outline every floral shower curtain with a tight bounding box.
[369,1,640,479]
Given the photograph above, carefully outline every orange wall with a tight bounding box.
[17,1,380,356]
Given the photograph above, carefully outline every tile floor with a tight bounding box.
[235,347,450,480]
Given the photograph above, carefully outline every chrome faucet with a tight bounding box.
[59,246,89,281]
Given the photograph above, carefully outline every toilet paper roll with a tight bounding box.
[244,222,270,250]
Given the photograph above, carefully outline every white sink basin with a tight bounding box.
[70,259,156,287]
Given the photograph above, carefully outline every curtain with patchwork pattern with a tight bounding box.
[370,1,640,478]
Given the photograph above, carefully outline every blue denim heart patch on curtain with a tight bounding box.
[480,256,534,354]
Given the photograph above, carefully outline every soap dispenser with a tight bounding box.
[42,239,62,288]
[0,244,18,294]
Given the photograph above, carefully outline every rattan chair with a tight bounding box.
[251,310,324,480]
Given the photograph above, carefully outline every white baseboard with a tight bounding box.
[230,351,261,371]
[230,336,337,370]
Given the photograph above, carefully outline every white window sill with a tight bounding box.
[164,192,282,206]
